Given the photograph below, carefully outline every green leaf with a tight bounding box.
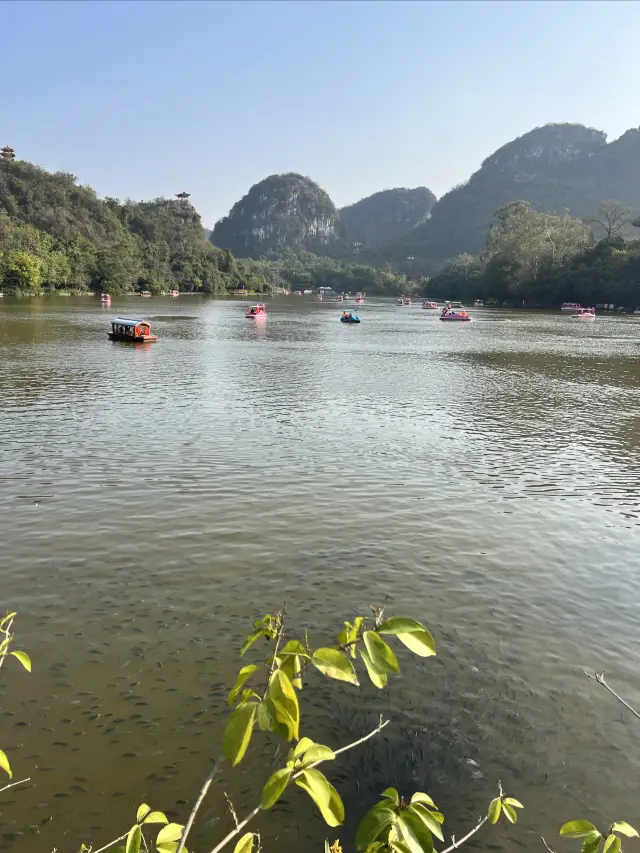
[268,669,300,741]
[143,812,168,825]
[256,701,274,732]
[296,768,344,827]
[228,665,259,706]
[381,788,400,805]
[280,639,309,657]
[223,702,257,765]
[410,793,437,809]
[377,618,436,657]
[280,653,303,690]
[312,648,359,684]
[582,833,603,853]
[502,803,518,824]
[488,798,501,825]
[0,749,12,779]
[410,804,444,841]
[156,824,184,845]
[10,650,31,672]
[504,798,524,809]
[390,844,413,853]
[356,802,397,850]
[261,767,292,809]
[137,804,152,823]
[613,823,639,839]
[359,649,387,689]
[397,811,434,853]
[294,737,315,758]
[561,822,599,839]
[363,631,399,673]
[156,844,182,853]
[241,629,264,656]
[302,744,335,765]
[604,836,622,853]
[125,825,141,853]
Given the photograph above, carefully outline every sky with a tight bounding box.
[1,0,639,227]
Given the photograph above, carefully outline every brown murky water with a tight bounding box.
[1,296,640,852]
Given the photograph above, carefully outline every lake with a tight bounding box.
[1,295,639,853]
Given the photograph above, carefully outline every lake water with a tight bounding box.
[1,295,639,853]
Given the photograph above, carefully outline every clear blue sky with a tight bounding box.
[1,0,639,227]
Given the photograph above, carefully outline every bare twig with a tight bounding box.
[176,761,221,853]
[224,791,239,828]
[331,716,389,759]
[90,833,129,853]
[439,816,487,853]
[209,805,261,853]
[207,717,390,853]
[0,777,30,794]
[542,837,558,853]
[584,670,640,721]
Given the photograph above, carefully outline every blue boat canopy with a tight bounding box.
[112,318,146,327]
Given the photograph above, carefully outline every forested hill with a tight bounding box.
[383,123,640,270]
[0,157,267,293]
[339,187,436,249]
[210,173,347,259]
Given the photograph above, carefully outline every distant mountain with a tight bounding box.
[210,172,346,258]
[204,228,212,240]
[339,187,436,249]
[383,123,640,269]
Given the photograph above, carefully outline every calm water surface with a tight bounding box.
[1,296,640,852]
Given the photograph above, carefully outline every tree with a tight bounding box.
[588,200,635,241]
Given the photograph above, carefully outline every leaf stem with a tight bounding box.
[541,837,558,853]
[584,671,640,721]
[439,816,487,853]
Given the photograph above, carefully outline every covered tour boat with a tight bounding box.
[246,303,267,318]
[100,293,111,304]
[561,302,581,311]
[168,290,179,297]
[633,307,640,315]
[108,318,158,343]
[422,300,438,309]
[474,299,484,307]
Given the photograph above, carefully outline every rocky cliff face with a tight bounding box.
[339,187,436,249]
[210,173,345,258]
[384,123,640,269]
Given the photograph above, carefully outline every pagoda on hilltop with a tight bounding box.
[1,145,16,163]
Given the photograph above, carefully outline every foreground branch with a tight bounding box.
[0,777,30,795]
[439,816,487,853]
[541,837,558,853]
[207,717,390,853]
[176,761,221,853]
[584,670,640,721]
[91,833,129,853]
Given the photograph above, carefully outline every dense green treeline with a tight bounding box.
[0,158,268,294]
[0,157,413,296]
[426,200,640,307]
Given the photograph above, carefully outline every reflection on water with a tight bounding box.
[1,297,640,852]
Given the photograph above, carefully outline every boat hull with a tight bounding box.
[108,334,158,342]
